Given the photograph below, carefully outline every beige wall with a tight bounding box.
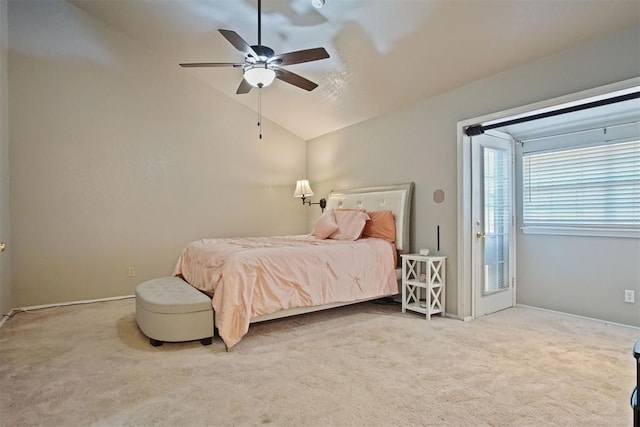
[0,0,10,315]
[8,1,308,307]
[4,1,639,327]
[307,26,640,325]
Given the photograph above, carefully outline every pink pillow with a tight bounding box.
[362,210,396,242]
[330,210,370,241]
[312,209,339,239]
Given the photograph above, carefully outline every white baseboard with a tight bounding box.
[516,304,640,331]
[0,308,14,329]
[0,295,135,329]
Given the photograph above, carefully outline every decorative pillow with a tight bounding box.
[362,210,396,242]
[330,210,370,241]
[312,209,339,239]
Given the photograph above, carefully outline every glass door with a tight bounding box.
[471,131,515,317]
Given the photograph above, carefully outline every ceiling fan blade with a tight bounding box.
[236,78,253,94]
[180,62,244,68]
[275,69,318,91]
[269,47,329,66]
[219,29,258,58]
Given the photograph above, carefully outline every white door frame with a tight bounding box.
[456,77,640,321]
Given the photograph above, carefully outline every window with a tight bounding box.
[522,139,640,237]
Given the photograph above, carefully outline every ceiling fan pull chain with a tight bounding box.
[258,89,263,139]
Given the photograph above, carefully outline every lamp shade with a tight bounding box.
[244,64,276,88]
[293,180,314,198]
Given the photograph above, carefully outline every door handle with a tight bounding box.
[476,232,485,239]
[0,242,5,252]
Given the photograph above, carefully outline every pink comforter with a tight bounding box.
[173,235,397,348]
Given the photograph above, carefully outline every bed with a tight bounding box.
[174,183,414,349]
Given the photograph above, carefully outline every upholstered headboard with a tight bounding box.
[325,183,414,253]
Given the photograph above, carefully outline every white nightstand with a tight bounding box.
[401,254,446,320]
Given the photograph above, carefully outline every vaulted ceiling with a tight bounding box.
[70,0,640,140]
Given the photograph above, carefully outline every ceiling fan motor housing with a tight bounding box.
[250,45,274,61]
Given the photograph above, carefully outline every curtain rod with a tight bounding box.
[464,91,640,137]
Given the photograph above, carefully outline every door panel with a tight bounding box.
[472,131,515,317]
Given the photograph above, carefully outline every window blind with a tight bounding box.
[522,139,640,229]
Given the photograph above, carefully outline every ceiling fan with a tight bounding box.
[180,0,330,94]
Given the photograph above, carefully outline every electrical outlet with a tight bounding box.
[624,289,635,303]
[127,267,136,277]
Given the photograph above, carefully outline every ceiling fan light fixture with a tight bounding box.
[312,0,325,9]
[244,64,276,88]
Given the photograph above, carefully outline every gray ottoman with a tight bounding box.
[135,277,214,347]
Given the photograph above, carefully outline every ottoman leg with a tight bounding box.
[150,338,163,347]
[200,337,213,346]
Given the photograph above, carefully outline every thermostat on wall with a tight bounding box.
[419,248,430,256]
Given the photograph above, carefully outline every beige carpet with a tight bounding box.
[0,299,637,426]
